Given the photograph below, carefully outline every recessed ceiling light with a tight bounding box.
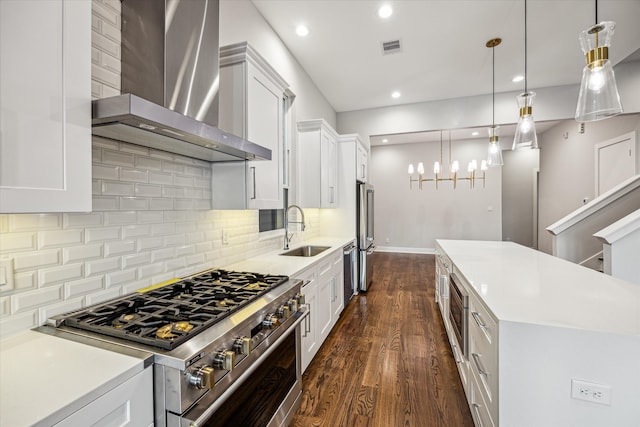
[296,24,309,37]
[391,91,401,99]
[512,75,524,83]
[382,138,389,143]
[471,131,479,136]
[378,4,393,18]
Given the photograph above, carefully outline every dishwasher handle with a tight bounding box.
[343,243,356,254]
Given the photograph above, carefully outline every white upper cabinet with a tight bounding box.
[356,140,369,182]
[0,0,92,213]
[297,119,339,208]
[214,42,291,210]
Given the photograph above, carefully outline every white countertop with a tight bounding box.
[0,330,152,426]
[223,236,355,277]
[436,240,640,336]
[0,236,354,426]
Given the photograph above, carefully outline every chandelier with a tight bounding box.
[407,130,488,190]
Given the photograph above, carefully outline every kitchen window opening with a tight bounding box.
[258,190,287,232]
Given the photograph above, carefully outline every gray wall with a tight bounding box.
[502,149,540,247]
[537,114,640,254]
[371,138,502,252]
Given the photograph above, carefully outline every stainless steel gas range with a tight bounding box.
[45,269,308,427]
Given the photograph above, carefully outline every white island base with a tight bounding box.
[435,240,640,427]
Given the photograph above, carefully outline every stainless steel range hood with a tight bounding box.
[91,0,270,162]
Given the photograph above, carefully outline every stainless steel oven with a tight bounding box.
[46,268,309,427]
[179,318,305,427]
[448,273,468,358]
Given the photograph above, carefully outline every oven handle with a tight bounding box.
[187,307,310,427]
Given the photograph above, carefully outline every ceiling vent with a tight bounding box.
[381,39,402,55]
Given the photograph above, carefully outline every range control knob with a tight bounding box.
[288,298,299,313]
[296,293,306,305]
[277,304,291,319]
[233,336,252,355]
[188,365,215,390]
[262,313,279,329]
[213,350,235,370]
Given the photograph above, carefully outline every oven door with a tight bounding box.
[448,273,468,358]
[175,309,309,427]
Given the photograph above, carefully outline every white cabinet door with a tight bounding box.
[0,0,91,213]
[330,253,344,323]
[317,259,334,344]
[215,42,290,210]
[320,133,338,208]
[246,65,284,209]
[356,142,368,182]
[54,367,153,427]
[298,119,339,208]
[299,269,318,373]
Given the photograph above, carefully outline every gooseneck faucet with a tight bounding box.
[284,204,306,250]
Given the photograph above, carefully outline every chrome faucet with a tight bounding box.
[284,204,306,250]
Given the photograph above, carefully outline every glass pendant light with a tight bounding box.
[575,1,623,122]
[513,0,538,150]
[486,38,503,167]
[487,125,503,166]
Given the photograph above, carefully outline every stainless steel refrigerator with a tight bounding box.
[357,182,375,291]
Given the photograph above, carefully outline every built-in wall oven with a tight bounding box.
[448,273,468,359]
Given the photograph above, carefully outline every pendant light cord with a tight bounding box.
[595,0,598,25]
[524,0,528,93]
[492,44,495,127]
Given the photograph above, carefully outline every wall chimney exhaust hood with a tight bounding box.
[91,0,270,162]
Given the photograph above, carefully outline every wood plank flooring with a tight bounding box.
[291,252,474,427]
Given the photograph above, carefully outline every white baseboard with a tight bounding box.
[375,246,435,254]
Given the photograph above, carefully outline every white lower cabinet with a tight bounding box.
[317,259,334,345]
[299,268,318,373]
[297,247,344,373]
[470,368,495,427]
[437,245,498,426]
[330,252,344,326]
[54,367,153,427]
[468,297,498,423]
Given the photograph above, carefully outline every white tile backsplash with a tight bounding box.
[0,233,37,253]
[13,250,60,271]
[38,230,84,249]
[38,264,84,287]
[64,277,104,299]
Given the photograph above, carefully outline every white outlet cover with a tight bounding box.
[571,379,612,405]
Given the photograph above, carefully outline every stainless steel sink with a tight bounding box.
[279,245,331,257]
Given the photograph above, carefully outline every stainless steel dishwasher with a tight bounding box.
[343,241,357,308]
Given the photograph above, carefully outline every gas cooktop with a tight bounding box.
[56,269,289,350]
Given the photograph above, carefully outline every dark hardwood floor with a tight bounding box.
[291,252,474,427]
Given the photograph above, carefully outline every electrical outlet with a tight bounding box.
[571,379,612,405]
[222,229,229,245]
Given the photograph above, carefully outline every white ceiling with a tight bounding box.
[251,0,640,115]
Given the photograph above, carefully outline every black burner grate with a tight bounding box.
[61,269,288,350]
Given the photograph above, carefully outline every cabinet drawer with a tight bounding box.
[469,298,497,347]
[469,323,498,421]
[470,369,496,427]
[448,332,468,394]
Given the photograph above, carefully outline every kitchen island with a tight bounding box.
[436,239,640,427]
